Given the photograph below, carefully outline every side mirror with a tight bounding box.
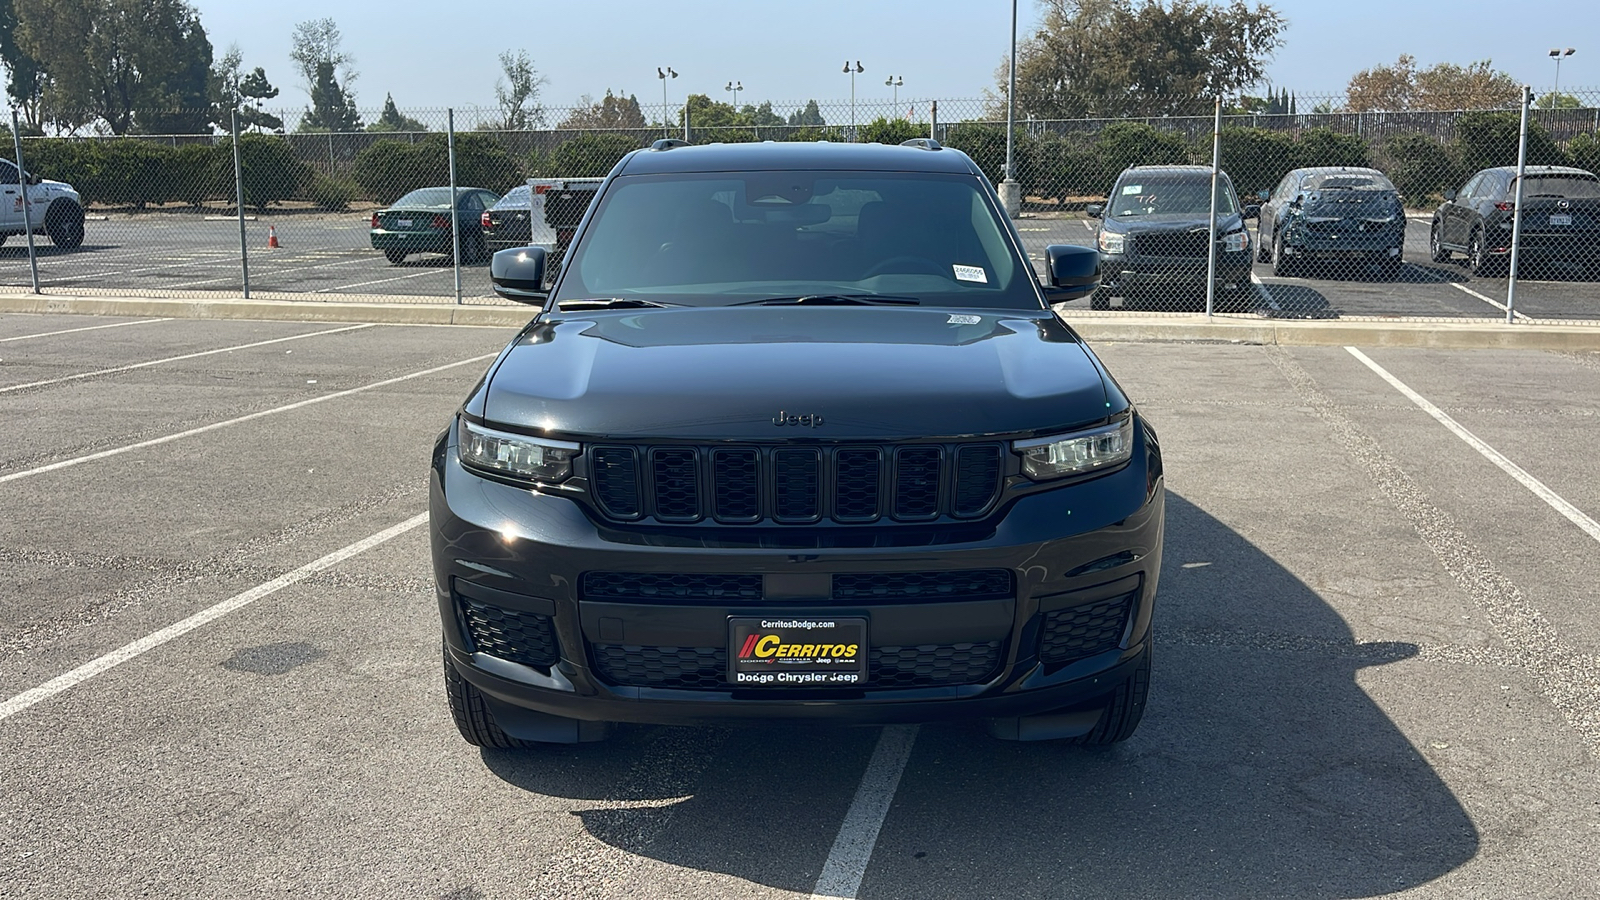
[1084,204,1103,219]
[1256,189,1269,201]
[1443,189,1457,202]
[27,172,41,185]
[1242,204,1260,220]
[1041,244,1099,302]
[490,246,548,305]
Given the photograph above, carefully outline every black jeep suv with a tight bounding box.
[1087,164,1258,311]
[430,140,1165,747]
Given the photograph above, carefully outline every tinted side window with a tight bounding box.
[0,160,17,185]
[1273,173,1297,203]
[1457,173,1483,201]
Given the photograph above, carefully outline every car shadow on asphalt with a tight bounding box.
[0,244,117,257]
[481,493,1478,898]
[1256,283,1342,319]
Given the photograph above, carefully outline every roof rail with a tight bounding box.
[650,139,692,151]
[900,138,942,150]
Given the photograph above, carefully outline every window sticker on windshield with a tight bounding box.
[952,264,988,283]
[1121,184,1142,195]
[947,314,981,325]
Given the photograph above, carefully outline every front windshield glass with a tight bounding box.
[393,188,456,209]
[495,185,532,207]
[1110,176,1239,216]
[551,171,1039,309]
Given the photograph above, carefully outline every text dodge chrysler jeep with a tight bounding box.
[430,139,1165,747]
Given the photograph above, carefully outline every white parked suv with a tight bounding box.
[2,157,85,249]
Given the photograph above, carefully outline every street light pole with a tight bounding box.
[886,75,903,117]
[1549,47,1576,102]
[657,66,678,139]
[1000,0,1021,218]
[725,80,743,109]
[843,60,863,136]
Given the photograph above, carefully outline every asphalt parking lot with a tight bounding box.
[2,213,1598,321]
[2,312,1599,899]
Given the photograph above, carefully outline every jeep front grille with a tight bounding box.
[586,443,1003,524]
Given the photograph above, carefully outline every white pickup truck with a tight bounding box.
[2,157,85,249]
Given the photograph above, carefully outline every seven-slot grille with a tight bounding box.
[587,443,1004,524]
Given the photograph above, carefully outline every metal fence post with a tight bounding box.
[1506,86,1531,324]
[448,107,461,305]
[10,108,40,294]
[1205,97,1221,318]
[930,100,938,140]
[232,109,251,299]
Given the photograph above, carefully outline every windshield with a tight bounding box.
[1301,171,1394,192]
[1110,176,1239,216]
[1515,175,1600,199]
[551,171,1039,309]
[393,188,457,209]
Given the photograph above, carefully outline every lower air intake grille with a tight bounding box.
[589,642,1003,689]
[1039,590,1136,663]
[580,572,763,601]
[830,569,1012,601]
[461,599,557,669]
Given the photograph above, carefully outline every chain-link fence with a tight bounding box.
[5,92,1600,321]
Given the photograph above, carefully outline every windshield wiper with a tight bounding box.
[733,294,921,306]
[556,298,677,311]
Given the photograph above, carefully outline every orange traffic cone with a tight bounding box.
[266,225,281,249]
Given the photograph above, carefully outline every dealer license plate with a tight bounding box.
[728,616,867,687]
[1549,214,1572,227]
[397,218,413,227]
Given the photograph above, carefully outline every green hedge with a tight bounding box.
[353,133,522,205]
[19,136,309,209]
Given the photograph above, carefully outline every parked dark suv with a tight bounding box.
[1257,167,1406,278]
[431,140,1164,749]
[1430,165,1600,276]
[1087,164,1258,311]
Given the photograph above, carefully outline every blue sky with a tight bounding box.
[189,0,1599,114]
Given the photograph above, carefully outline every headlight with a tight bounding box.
[458,418,578,482]
[1013,417,1134,481]
[1097,230,1124,255]
[1219,230,1249,253]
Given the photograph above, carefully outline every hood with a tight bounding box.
[481,306,1111,440]
[1107,212,1245,234]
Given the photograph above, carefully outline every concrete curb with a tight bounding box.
[5,291,1600,350]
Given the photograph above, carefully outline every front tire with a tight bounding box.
[1429,223,1450,262]
[1271,231,1296,278]
[1089,287,1112,310]
[443,645,528,749]
[1069,647,1152,746]
[44,199,85,250]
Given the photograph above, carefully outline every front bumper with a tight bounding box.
[1098,252,1253,294]
[429,420,1165,731]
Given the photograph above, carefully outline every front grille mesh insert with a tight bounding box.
[1039,590,1136,663]
[588,442,1003,525]
[460,599,558,669]
[581,569,1012,604]
[590,642,1002,689]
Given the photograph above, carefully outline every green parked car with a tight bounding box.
[370,187,500,264]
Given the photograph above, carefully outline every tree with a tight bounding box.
[1004,0,1285,119]
[1,0,48,127]
[367,93,425,132]
[1345,55,1520,112]
[1535,93,1582,110]
[211,43,243,112]
[681,93,742,128]
[289,17,354,98]
[238,67,282,132]
[16,0,214,134]
[297,60,360,131]
[557,90,645,129]
[494,49,545,129]
[787,99,825,127]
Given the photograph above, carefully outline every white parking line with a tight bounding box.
[1448,282,1529,321]
[316,267,454,293]
[810,725,918,900]
[1249,271,1281,312]
[0,318,173,343]
[1346,347,1600,545]
[0,512,428,724]
[0,323,374,394]
[0,352,496,484]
